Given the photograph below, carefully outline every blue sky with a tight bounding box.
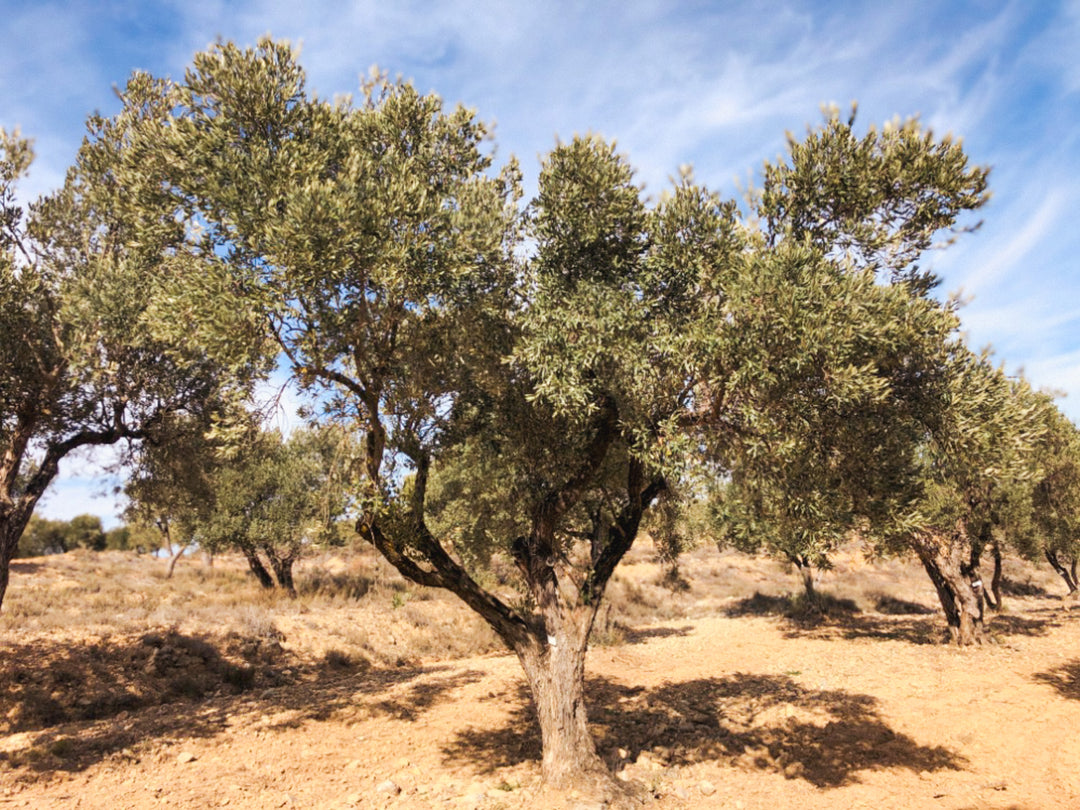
[3,0,1079,525]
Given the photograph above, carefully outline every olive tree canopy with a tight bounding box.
[115,40,993,796]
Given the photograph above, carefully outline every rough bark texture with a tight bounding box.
[515,610,610,788]
[0,525,18,611]
[984,542,1003,610]
[267,550,297,595]
[912,530,984,645]
[352,396,663,796]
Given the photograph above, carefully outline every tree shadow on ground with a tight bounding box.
[0,630,482,775]
[619,625,693,644]
[724,591,860,624]
[442,672,965,789]
[775,607,1062,646]
[872,595,936,616]
[1032,659,1080,700]
[1000,579,1055,599]
[9,560,47,575]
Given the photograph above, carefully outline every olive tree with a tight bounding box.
[117,40,992,795]
[1008,401,1080,595]
[0,81,255,609]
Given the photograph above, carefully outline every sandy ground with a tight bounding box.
[4,550,1080,809]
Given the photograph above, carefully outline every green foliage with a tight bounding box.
[115,39,1013,613]
[16,516,70,557]
[759,105,989,289]
[0,84,258,608]
[16,514,107,557]
[98,34,1076,773]
[124,409,352,589]
[66,514,107,552]
[200,427,351,556]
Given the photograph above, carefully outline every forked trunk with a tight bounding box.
[267,551,297,596]
[239,544,275,589]
[914,532,983,645]
[1045,550,1078,594]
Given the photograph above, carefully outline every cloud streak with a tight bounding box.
[4,0,1080,519]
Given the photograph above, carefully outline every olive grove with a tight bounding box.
[9,36,1071,799]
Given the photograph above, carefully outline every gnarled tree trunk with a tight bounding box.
[912,529,984,645]
[786,553,819,607]
[237,541,274,589]
[514,606,611,788]
[0,504,35,611]
[265,548,297,596]
[358,421,663,800]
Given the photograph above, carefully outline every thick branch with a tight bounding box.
[584,463,666,603]
[21,422,142,507]
[357,512,530,648]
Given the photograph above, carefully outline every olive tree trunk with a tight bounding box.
[913,530,984,645]
[265,548,297,596]
[514,607,611,786]
[359,427,662,799]
[0,504,35,611]
[237,541,275,589]
[1045,549,1078,594]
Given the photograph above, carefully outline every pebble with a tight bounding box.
[176,752,197,765]
[699,780,716,796]
[375,779,401,795]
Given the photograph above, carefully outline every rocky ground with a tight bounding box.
[3,544,1079,808]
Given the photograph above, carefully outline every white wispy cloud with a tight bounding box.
[5,1,1080,522]
[956,187,1069,292]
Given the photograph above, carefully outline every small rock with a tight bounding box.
[375,779,401,796]
[176,752,197,765]
[698,780,716,796]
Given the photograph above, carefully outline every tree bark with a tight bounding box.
[0,505,35,611]
[984,541,1003,610]
[238,543,275,589]
[354,398,662,798]
[1045,549,1078,594]
[514,608,612,789]
[786,554,818,605]
[0,526,18,611]
[265,548,297,596]
[913,530,983,645]
[166,542,188,579]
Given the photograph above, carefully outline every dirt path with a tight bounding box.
[6,599,1080,809]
